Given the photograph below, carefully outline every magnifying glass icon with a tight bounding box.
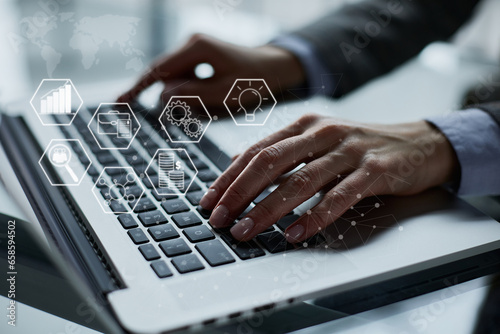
[49,144,79,183]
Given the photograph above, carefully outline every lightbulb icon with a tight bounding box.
[224,79,277,126]
[238,88,262,122]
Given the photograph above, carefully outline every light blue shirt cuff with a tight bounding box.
[426,109,500,196]
[270,35,335,97]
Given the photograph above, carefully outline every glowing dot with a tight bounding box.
[375,203,380,208]
[303,242,308,248]
[356,194,361,199]
[324,245,328,249]
[350,206,354,210]
[283,254,287,257]
[308,152,313,157]
[338,234,343,240]
[361,213,364,217]
[293,160,297,163]
[315,193,320,197]
[213,115,218,120]
[339,138,342,142]
[366,172,370,176]
[283,198,287,201]
[268,164,273,169]
[351,221,356,226]
[337,174,341,178]
[307,210,312,215]
[373,225,376,229]
[327,211,331,214]
[132,156,137,160]
[399,226,404,231]
[318,227,322,231]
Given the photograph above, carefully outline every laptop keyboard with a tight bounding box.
[54,107,324,279]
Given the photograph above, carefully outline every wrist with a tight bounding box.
[256,45,306,89]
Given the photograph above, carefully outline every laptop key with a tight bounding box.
[171,212,202,228]
[171,254,204,274]
[110,201,127,214]
[220,233,265,260]
[128,228,149,244]
[159,239,191,257]
[196,206,211,219]
[86,165,99,176]
[138,210,168,227]
[148,224,179,241]
[185,180,201,192]
[118,214,138,229]
[151,260,173,278]
[197,169,218,182]
[139,244,161,261]
[120,185,145,199]
[162,199,190,214]
[152,189,178,201]
[183,225,215,243]
[191,158,208,170]
[101,188,118,201]
[196,240,235,267]
[130,198,156,213]
[186,190,205,206]
[256,231,294,253]
[276,215,300,232]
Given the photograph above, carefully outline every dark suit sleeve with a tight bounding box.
[291,0,480,97]
[474,102,500,126]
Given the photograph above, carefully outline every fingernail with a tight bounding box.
[199,188,217,209]
[231,217,255,240]
[209,204,229,228]
[286,224,305,243]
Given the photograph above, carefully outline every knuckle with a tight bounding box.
[295,113,320,129]
[189,33,207,43]
[226,182,248,203]
[254,145,282,167]
[328,188,351,213]
[288,170,313,193]
[245,144,263,161]
[363,155,386,174]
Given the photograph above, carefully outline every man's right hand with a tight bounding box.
[117,34,305,112]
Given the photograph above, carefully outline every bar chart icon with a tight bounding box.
[40,81,73,114]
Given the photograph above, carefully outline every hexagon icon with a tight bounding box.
[92,167,145,214]
[30,79,83,126]
[224,79,277,126]
[159,96,211,143]
[87,103,141,150]
[39,139,91,186]
[145,149,198,198]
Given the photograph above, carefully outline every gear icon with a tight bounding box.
[183,118,203,138]
[165,100,191,126]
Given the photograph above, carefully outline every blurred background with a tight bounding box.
[1,0,499,106]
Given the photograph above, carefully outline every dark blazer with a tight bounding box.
[292,0,500,123]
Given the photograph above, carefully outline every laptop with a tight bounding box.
[1,91,500,334]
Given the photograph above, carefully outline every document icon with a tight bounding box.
[97,110,131,138]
